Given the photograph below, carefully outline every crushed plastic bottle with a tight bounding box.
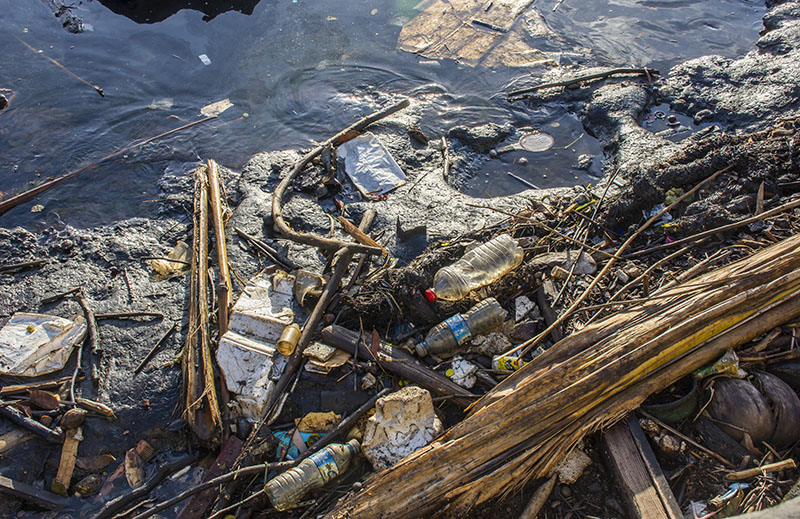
[428,234,524,302]
[265,439,360,511]
[416,298,505,357]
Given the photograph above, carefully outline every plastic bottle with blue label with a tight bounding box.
[415,298,505,357]
[265,439,360,511]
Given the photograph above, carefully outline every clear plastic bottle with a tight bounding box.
[429,234,524,301]
[265,439,360,511]
[416,298,505,357]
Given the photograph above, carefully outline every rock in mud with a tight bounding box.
[448,123,513,152]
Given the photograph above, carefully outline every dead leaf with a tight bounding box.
[28,389,61,410]
[76,453,116,472]
[124,449,145,488]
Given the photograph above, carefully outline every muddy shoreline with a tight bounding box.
[2,1,800,517]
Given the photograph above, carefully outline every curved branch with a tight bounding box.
[271,99,410,255]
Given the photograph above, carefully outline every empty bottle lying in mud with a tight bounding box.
[426,233,524,302]
[265,439,360,511]
[416,298,505,357]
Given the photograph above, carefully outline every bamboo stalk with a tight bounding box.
[207,159,232,335]
[725,459,796,481]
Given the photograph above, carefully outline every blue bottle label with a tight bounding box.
[310,449,339,483]
[445,313,472,345]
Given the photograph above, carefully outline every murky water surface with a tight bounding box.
[0,0,765,228]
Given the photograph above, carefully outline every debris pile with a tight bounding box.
[2,66,800,519]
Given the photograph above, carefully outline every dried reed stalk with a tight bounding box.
[327,233,800,519]
[182,166,221,444]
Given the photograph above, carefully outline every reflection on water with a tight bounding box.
[0,0,765,229]
[98,0,261,23]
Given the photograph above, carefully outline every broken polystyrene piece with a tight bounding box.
[362,386,443,471]
[557,446,592,484]
[337,132,407,198]
[447,356,478,388]
[216,271,295,419]
[515,295,536,322]
[0,313,87,377]
[303,342,336,363]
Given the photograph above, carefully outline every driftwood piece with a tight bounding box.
[725,459,796,481]
[74,397,115,418]
[320,325,476,408]
[75,290,101,386]
[507,67,659,98]
[0,376,72,396]
[602,417,681,519]
[0,401,62,443]
[326,234,800,519]
[518,474,556,519]
[271,100,407,256]
[0,474,72,510]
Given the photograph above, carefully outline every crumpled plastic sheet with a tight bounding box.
[0,312,87,377]
[337,132,407,197]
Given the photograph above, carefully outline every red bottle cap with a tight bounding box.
[424,289,437,303]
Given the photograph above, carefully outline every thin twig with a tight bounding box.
[134,323,178,374]
[206,489,265,519]
[75,290,100,387]
[0,117,215,216]
[271,99,408,255]
[15,35,104,96]
[95,312,164,321]
[506,164,734,358]
[130,462,293,519]
[507,67,660,98]
[625,197,800,259]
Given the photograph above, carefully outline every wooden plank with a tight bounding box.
[52,426,82,496]
[602,417,681,519]
[320,325,477,408]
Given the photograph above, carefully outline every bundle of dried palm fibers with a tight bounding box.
[327,233,800,519]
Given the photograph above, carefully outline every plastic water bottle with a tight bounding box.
[416,298,505,357]
[265,440,360,511]
[427,234,524,302]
